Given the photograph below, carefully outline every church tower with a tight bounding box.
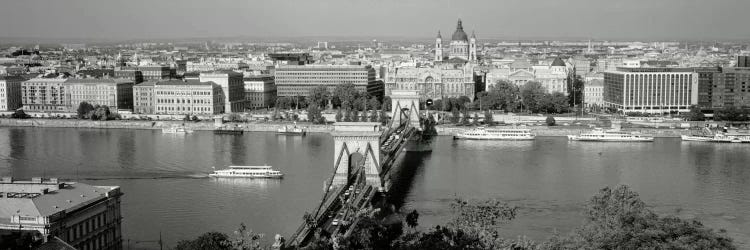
[469,31,477,62]
[434,31,443,62]
[449,19,470,61]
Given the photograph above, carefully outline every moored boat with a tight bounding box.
[209,165,283,178]
[681,127,750,143]
[568,128,653,142]
[277,123,306,136]
[453,127,535,140]
[162,127,194,134]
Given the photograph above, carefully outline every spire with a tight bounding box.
[437,30,442,39]
[471,30,476,39]
[457,19,463,30]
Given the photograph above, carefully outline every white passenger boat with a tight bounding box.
[568,128,653,142]
[162,127,194,134]
[209,165,283,178]
[681,128,750,143]
[277,123,306,136]
[453,127,535,140]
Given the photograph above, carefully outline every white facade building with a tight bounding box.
[603,68,699,114]
[0,76,24,111]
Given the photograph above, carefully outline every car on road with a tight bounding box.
[332,219,339,226]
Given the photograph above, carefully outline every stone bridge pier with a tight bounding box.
[331,122,382,188]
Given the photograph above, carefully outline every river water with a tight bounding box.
[0,127,748,248]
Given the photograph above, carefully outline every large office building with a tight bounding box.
[154,80,225,115]
[0,177,123,250]
[385,65,475,100]
[268,52,313,65]
[199,71,245,113]
[274,65,377,97]
[133,81,155,114]
[711,67,750,109]
[243,75,276,110]
[603,68,698,114]
[65,79,134,112]
[693,67,723,109]
[21,77,70,112]
[738,56,750,68]
[0,76,24,111]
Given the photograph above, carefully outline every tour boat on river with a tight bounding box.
[568,128,653,142]
[681,127,750,143]
[453,127,535,140]
[277,123,306,136]
[209,165,283,179]
[162,126,194,134]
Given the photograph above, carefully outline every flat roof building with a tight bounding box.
[243,75,276,110]
[154,80,225,115]
[603,67,698,114]
[65,78,134,112]
[0,177,123,250]
[0,76,25,111]
[199,71,244,113]
[275,65,377,98]
[21,77,70,112]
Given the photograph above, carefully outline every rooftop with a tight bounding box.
[0,177,120,222]
[64,78,133,85]
[154,79,213,86]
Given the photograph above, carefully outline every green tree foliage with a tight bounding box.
[11,110,29,119]
[546,116,556,126]
[461,109,471,125]
[383,96,392,111]
[307,104,324,124]
[276,97,292,110]
[544,186,736,250]
[368,97,381,111]
[481,80,521,111]
[369,110,379,122]
[77,101,94,119]
[484,110,494,126]
[406,210,419,229]
[227,113,244,122]
[379,110,388,125]
[568,74,584,107]
[332,83,359,109]
[684,105,706,121]
[472,113,480,126]
[450,108,461,123]
[344,109,353,122]
[715,106,749,121]
[352,110,361,122]
[521,81,547,113]
[307,86,330,108]
[540,92,569,114]
[192,115,200,122]
[89,105,118,121]
[183,114,191,121]
[175,232,231,250]
[335,109,343,122]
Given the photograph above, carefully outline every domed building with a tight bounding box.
[435,19,477,63]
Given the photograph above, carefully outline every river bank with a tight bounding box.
[0,118,335,133]
[0,118,694,137]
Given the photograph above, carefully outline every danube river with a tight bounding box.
[0,127,748,248]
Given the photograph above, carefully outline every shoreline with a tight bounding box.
[0,118,692,137]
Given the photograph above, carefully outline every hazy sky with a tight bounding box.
[1,0,749,41]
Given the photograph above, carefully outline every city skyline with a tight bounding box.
[1,0,750,42]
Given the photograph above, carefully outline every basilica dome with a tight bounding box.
[451,19,468,41]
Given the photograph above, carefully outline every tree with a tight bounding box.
[540,92,569,114]
[545,186,736,250]
[546,116,556,126]
[484,110,494,126]
[568,74,584,108]
[450,108,461,124]
[227,113,243,122]
[307,104,323,124]
[482,80,521,111]
[461,109,471,125]
[175,232,230,250]
[379,110,388,125]
[275,97,292,110]
[344,109,353,122]
[227,223,265,250]
[11,110,29,119]
[77,101,94,119]
[183,114,191,121]
[369,110,378,122]
[191,115,200,122]
[684,105,706,121]
[307,86,330,108]
[472,113,480,126]
[521,81,547,113]
[715,106,748,121]
[332,83,359,109]
[405,210,420,229]
[352,110,361,122]
[90,105,112,121]
[382,96,392,111]
[368,97,381,111]
[335,109,343,122]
